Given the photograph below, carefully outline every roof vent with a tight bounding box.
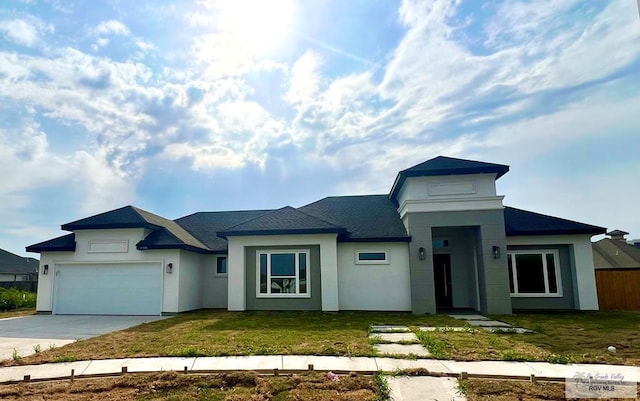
[607,229,629,242]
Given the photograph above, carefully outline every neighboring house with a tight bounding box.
[593,230,640,310]
[593,230,640,270]
[0,248,39,283]
[27,156,606,316]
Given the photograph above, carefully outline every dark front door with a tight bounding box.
[433,254,452,308]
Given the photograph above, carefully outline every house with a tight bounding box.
[593,230,640,270]
[592,230,640,310]
[26,156,606,316]
[0,248,39,284]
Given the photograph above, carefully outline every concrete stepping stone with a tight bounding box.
[369,332,419,343]
[374,343,431,357]
[370,325,410,333]
[449,314,489,320]
[466,319,511,327]
[387,376,467,401]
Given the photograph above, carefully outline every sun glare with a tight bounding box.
[217,0,295,56]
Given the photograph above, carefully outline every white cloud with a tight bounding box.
[93,20,130,36]
[285,51,322,106]
[0,17,52,47]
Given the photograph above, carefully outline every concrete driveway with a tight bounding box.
[0,315,167,361]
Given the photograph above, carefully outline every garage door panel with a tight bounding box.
[54,263,162,315]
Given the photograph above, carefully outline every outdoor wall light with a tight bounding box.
[492,246,501,259]
[42,264,49,275]
[418,247,426,260]
[166,263,173,274]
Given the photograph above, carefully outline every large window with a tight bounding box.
[257,250,310,297]
[508,251,561,296]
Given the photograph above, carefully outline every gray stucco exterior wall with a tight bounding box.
[404,209,513,314]
[245,245,322,310]
[508,245,575,310]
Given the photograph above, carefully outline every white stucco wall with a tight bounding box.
[507,234,599,310]
[35,229,181,313]
[396,174,504,217]
[201,255,228,309]
[337,242,411,311]
[226,234,339,311]
[177,250,204,312]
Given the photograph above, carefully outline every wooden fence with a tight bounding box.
[595,269,640,311]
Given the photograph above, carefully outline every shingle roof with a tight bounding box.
[36,206,208,253]
[176,210,272,252]
[300,195,411,241]
[592,239,640,269]
[217,206,347,238]
[26,233,76,253]
[0,248,39,274]
[390,156,510,201]
[504,206,606,236]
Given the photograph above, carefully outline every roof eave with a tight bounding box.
[135,243,212,254]
[506,228,606,237]
[338,236,412,243]
[218,228,347,239]
[25,244,77,253]
[61,222,163,231]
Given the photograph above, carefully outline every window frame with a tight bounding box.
[256,249,311,298]
[507,250,562,297]
[354,250,390,265]
[215,256,228,276]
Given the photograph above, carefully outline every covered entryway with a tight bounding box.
[53,262,162,315]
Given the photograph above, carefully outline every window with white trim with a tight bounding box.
[355,250,389,264]
[216,257,227,275]
[508,250,561,296]
[257,250,310,297]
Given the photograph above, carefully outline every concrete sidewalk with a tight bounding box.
[0,356,637,384]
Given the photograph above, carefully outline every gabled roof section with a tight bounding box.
[217,206,346,238]
[592,238,640,270]
[26,233,76,253]
[300,195,411,242]
[56,206,209,253]
[61,205,163,231]
[0,248,39,274]
[390,156,510,201]
[176,210,272,252]
[504,206,606,236]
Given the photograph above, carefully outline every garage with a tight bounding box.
[53,262,162,315]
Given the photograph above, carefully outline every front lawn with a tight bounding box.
[416,311,640,365]
[4,310,638,367]
[5,310,458,366]
[0,371,383,401]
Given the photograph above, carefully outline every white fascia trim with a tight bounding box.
[398,196,505,218]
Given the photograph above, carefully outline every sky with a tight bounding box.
[0,0,639,258]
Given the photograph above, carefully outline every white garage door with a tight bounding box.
[54,263,162,315]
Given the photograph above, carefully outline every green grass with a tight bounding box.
[5,310,639,367]
[494,311,640,365]
[8,310,459,365]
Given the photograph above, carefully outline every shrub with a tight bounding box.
[0,288,36,311]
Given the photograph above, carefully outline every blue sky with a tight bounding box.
[1,0,639,257]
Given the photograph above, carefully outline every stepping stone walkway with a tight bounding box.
[387,376,467,401]
[447,313,533,333]
[369,325,431,357]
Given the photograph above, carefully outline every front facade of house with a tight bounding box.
[27,157,605,315]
